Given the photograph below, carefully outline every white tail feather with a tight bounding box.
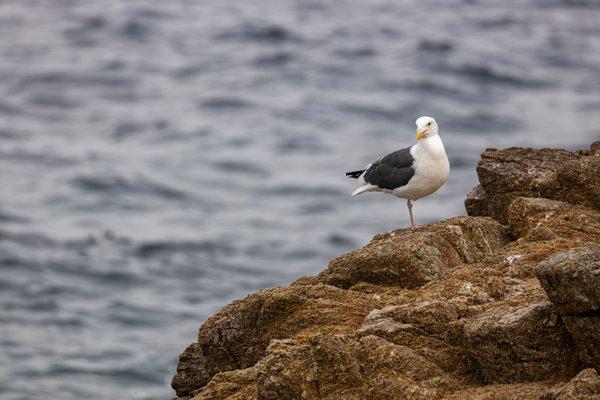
[351,185,374,197]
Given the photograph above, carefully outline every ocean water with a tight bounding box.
[1,1,599,399]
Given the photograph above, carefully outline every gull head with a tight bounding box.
[415,116,438,141]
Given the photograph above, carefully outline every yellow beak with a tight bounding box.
[416,129,426,141]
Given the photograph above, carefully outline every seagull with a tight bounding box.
[346,116,449,230]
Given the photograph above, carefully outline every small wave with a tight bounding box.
[27,92,80,109]
[398,79,482,102]
[73,174,189,200]
[418,39,453,53]
[67,15,107,34]
[285,248,319,260]
[170,59,230,80]
[535,0,600,8]
[0,209,28,223]
[216,22,299,43]
[477,16,519,29]
[173,64,204,80]
[299,202,335,215]
[0,128,27,139]
[63,15,107,47]
[446,63,550,88]
[112,120,149,140]
[579,101,600,111]
[573,74,600,93]
[0,230,56,247]
[213,160,269,176]
[38,316,86,328]
[64,233,132,251]
[15,71,137,93]
[449,156,476,168]
[327,233,355,247]
[25,364,160,384]
[445,112,522,133]
[0,99,21,115]
[119,19,151,42]
[337,102,402,121]
[199,96,254,110]
[0,256,22,269]
[67,35,99,48]
[3,298,58,312]
[335,46,377,59]
[276,136,327,153]
[87,269,144,285]
[101,60,127,72]
[107,300,165,327]
[263,184,346,197]
[134,240,234,258]
[379,26,401,38]
[254,52,294,66]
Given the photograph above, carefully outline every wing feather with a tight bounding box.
[363,146,415,190]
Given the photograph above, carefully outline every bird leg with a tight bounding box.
[407,199,416,230]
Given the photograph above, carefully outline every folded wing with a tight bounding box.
[363,146,415,190]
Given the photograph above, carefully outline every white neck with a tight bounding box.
[416,134,446,158]
[421,134,444,148]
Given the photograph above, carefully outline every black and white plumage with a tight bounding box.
[346,116,449,230]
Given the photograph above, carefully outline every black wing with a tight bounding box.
[363,146,415,190]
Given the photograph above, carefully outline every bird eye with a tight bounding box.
[427,122,432,126]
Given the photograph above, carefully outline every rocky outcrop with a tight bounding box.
[302,216,508,289]
[546,369,600,400]
[172,141,600,400]
[465,144,600,223]
[536,244,600,371]
[253,334,442,400]
[563,315,600,371]
[463,301,577,383]
[536,245,600,315]
[172,284,380,398]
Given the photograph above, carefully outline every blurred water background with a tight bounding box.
[1,0,599,399]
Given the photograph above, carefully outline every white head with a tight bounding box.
[415,116,438,141]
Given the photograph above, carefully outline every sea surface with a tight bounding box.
[1,1,599,399]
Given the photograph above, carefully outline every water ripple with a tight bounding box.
[216,22,299,43]
[72,175,190,200]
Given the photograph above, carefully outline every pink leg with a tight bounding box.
[407,199,416,230]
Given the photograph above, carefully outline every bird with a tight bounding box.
[346,116,449,230]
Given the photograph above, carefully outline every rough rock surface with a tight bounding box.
[463,301,577,383]
[172,284,379,398]
[465,142,600,223]
[305,216,508,289]
[563,315,600,371]
[253,334,442,400]
[536,245,600,314]
[535,245,600,371]
[547,369,600,400]
[172,142,600,400]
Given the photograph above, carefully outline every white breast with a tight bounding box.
[392,135,449,200]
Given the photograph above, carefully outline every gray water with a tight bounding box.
[1,1,599,399]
